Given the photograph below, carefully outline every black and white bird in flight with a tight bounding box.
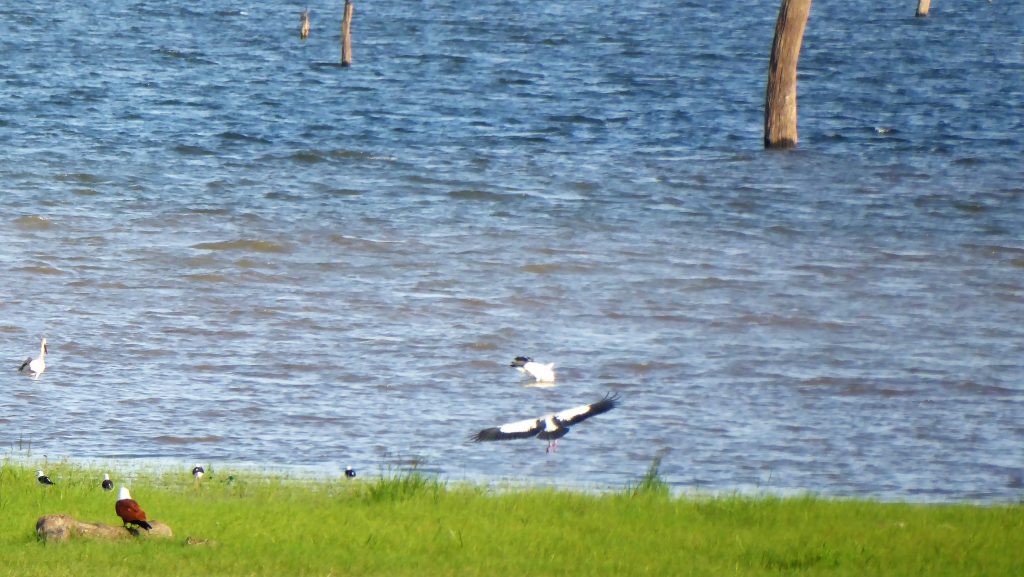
[471,392,620,452]
[509,356,555,383]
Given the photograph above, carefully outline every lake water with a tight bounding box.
[1,0,1022,502]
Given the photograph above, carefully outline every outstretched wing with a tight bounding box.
[525,362,556,382]
[471,417,542,442]
[18,358,32,372]
[554,392,620,426]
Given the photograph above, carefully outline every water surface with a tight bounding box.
[1,1,1022,502]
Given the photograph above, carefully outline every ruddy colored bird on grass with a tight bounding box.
[471,392,620,452]
[18,338,47,380]
[115,487,152,531]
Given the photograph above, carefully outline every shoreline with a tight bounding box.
[8,453,1020,507]
[3,461,1020,577]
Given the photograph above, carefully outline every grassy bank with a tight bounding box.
[1,461,1020,576]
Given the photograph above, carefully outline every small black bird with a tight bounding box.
[37,470,54,485]
[344,466,357,478]
[102,473,114,491]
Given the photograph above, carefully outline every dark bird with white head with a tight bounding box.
[471,392,620,452]
[115,486,152,531]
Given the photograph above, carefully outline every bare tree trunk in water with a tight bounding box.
[341,0,354,66]
[764,0,812,149]
[916,0,931,18]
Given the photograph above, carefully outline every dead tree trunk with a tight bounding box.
[763,0,812,149]
[916,0,931,17]
[341,0,354,66]
[36,514,173,543]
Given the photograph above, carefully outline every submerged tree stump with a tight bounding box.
[341,0,354,66]
[300,9,311,39]
[36,515,173,543]
[763,0,812,149]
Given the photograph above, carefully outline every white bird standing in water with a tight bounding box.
[509,356,555,383]
[18,338,47,380]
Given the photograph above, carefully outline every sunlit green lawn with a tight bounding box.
[1,461,1020,576]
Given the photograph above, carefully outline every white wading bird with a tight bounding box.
[18,338,47,380]
[509,356,555,383]
[471,392,620,452]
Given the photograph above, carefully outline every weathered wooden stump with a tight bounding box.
[763,0,812,149]
[300,9,311,39]
[36,514,173,543]
[341,0,354,66]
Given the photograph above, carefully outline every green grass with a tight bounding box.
[0,460,1020,576]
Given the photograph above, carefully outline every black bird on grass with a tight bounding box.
[471,392,620,452]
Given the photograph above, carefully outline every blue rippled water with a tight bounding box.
[1,1,1022,502]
